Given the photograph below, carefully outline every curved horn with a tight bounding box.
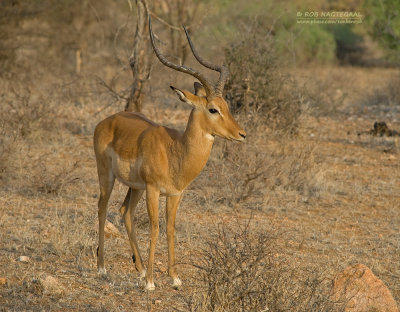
[183,26,229,96]
[149,18,214,98]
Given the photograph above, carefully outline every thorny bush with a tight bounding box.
[185,221,345,312]
[224,18,304,135]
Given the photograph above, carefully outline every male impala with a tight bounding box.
[93,18,246,291]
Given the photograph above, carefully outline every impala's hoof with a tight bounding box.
[97,267,107,275]
[172,277,182,289]
[145,281,155,291]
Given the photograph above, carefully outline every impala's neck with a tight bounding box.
[173,109,214,190]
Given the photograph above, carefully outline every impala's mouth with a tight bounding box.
[233,132,246,142]
[230,136,246,142]
[215,133,245,142]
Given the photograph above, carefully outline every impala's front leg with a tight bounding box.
[166,194,183,288]
[145,184,160,291]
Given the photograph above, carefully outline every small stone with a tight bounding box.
[18,256,30,263]
[104,220,121,238]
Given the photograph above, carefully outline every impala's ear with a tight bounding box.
[170,86,205,108]
[193,82,207,97]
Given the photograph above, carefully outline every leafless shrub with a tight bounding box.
[360,74,400,108]
[0,120,19,176]
[185,221,344,312]
[0,82,59,184]
[224,18,304,135]
[28,160,80,195]
[1,85,57,138]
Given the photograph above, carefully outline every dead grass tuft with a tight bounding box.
[29,160,81,195]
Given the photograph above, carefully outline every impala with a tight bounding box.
[93,18,246,291]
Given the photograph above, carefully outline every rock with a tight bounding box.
[332,264,399,312]
[17,256,30,263]
[156,261,167,273]
[40,274,64,295]
[104,220,121,238]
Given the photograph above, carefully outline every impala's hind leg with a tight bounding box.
[120,188,145,277]
[96,167,115,275]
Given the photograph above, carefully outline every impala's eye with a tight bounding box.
[209,108,218,114]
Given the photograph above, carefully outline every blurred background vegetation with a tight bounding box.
[1,0,398,79]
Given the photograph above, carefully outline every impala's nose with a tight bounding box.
[239,131,246,140]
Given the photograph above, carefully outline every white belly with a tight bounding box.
[109,148,146,190]
[107,148,182,196]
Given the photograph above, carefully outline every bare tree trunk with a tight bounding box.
[160,0,201,66]
[125,0,152,112]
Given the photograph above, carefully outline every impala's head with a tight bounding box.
[149,18,246,142]
[170,83,246,141]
